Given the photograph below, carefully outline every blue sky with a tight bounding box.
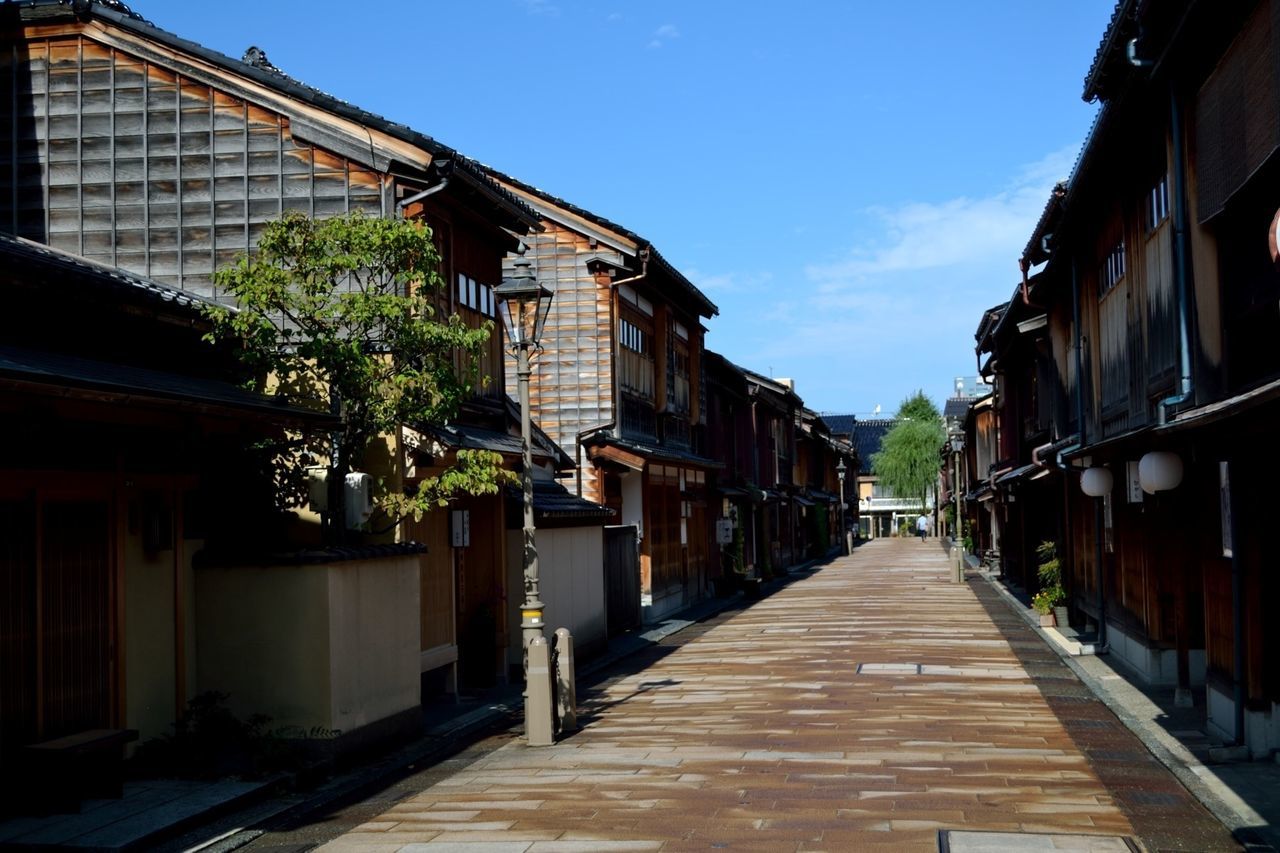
[154,1,1112,415]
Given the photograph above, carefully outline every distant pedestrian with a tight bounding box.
[916,513,928,542]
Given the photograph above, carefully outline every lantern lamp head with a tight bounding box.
[494,257,553,349]
[1138,450,1183,494]
[1080,466,1114,498]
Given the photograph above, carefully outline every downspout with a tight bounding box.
[1055,258,1087,468]
[395,162,451,214]
[1158,85,1194,425]
[1228,461,1246,745]
[575,250,650,496]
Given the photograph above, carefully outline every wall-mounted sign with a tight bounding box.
[715,518,734,545]
[451,509,470,548]
[1126,460,1144,504]
[1220,461,1233,558]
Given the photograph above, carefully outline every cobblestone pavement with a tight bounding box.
[307,540,1238,852]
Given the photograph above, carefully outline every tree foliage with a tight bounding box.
[205,210,511,530]
[870,391,945,509]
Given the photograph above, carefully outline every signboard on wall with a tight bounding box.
[450,509,470,548]
[715,518,734,545]
[1220,461,1233,558]
[1126,461,1144,504]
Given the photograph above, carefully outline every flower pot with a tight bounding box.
[1038,612,1056,627]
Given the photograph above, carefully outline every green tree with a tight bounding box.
[205,210,510,539]
[870,391,945,512]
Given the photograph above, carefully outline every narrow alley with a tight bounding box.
[290,540,1235,852]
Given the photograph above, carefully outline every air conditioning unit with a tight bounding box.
[345,472,374,530]
[307,468,375,530]
[307,466,330,513]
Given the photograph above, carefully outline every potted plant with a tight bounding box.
[1032,541,1066,627]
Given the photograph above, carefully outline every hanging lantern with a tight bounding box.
[1080,466,1114,497]
[1138,451,1183,494]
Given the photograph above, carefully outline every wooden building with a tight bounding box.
[484,169,720,623]
[740,370,801,573]
[704,351,759,579]
[975,0,1280,757]
[794,408,851,559]
[703,357,855,581]
[0,232,342,785]
[0,0,549,735]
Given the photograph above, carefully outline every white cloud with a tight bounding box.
[648,23,680,49]
[520,0,560,16]
[687,268,773,294]
[805,145,1076,286]
[707,145,1080,412]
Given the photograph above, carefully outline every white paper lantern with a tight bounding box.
[1138,451,1183,494]
[1080,466,1114,497]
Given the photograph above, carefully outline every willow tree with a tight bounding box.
[205,210,509,540]
[871,391,945,512]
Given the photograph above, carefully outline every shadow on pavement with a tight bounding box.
[967,579,1245,852]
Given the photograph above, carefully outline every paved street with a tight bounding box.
[299,540,1236,852]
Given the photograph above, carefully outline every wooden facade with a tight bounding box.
[973,0,1280,757]
[0,232,333,785]
[0,2,542,713]
[486,170,720,623]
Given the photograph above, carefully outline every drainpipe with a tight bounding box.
[1157,86,1195,425]
[1055,258,1087,469]
[574,250,650,496]
[396,161,451,214]
[1228,462,1246,746]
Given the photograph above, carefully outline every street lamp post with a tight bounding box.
[836,459,848,555]
[494,258,555,744]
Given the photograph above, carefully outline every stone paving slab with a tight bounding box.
[302,541,1239,852]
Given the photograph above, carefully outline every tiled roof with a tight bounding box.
[822,414,857,439]
[484,166,718,319]
[586,434,721,469]
[1082,0,1141,103]
[14,0,540,230]
[1,231,221,316]
[943,398,973,420]
[0,345,334,422]
[423,421,561,466]
[506,480,615,522]
[853,419,896,474]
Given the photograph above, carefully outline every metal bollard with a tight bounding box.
[525,636,555,746]
[553,627,578,734]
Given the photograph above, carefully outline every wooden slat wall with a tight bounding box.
[40,500,112,739]
[1142,220,1177,388]
[0,498,37,759]
[0,34,385,297]
[1098,278,1133,435]
[407,510,453,657]
[512,223,614,461]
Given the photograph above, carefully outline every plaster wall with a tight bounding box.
[506,527,607,666]
[124,533,176,743]
[621,471,644,536]
[195,554,419,736]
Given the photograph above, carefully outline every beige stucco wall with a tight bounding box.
[124,533,176,744]
[506,526,607,665]
[325,555,420,733]
[195,554,419,735]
